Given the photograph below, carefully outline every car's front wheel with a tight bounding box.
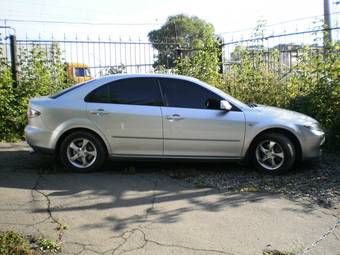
[60,131,106,172]
[250,133,296,174]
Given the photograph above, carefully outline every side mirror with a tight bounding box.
[220,100,232,111]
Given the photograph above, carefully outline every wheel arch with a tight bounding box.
[246,128,302,163]
[55,127,109,157]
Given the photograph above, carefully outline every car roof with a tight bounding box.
[96,73,201,83]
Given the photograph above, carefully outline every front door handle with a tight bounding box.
[166,114,184,121]
[89,109,109,115]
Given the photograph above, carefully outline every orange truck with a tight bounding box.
[66,63,92,83]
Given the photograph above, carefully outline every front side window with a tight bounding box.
[159,78,223,110]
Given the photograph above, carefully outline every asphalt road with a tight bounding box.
[0,142,339,255]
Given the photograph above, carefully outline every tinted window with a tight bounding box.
[85,84,109,103]
[159,78,223,109]
[109,78,162,106]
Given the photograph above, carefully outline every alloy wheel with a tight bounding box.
[66,138,97,168]
[255,140,285,171]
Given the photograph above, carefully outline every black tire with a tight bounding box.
[59,131,107,173]
[250,133,296,174]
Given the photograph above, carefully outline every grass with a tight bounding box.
[0,230,61,255]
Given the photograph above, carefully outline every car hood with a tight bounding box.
[250,104,317,125]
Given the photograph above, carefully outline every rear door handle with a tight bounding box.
[166,114,184,121]
[89,109,109,115]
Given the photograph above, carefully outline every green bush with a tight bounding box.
[0,231,32,255]
[221,45,290,108]
[0,230,62,255]
[0,42,71,141]
[288,43,340,148]
[174,36,222,87]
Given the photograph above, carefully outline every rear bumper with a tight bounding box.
[30,145,55,155]
[25,125,54,154]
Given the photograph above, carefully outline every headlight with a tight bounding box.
[303,122,324,136]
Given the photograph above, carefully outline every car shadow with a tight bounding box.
[0,148,336,232]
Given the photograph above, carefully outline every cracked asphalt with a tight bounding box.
[0,142,339,255]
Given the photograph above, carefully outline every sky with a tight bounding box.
[0,0,338,41]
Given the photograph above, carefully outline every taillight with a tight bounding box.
[27,107,41,118]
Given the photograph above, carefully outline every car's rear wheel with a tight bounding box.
[60,131,106,172]
[250,133,296,174]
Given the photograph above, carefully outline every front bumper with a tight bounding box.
[301,128,325,160]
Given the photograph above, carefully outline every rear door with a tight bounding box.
[159,78,245,157]
[85,77,163,156]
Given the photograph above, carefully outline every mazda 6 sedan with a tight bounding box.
[25,74,325,174]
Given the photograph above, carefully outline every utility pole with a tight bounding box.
[324,0,332,43]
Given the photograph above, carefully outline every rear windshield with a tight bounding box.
[50,79,96,99]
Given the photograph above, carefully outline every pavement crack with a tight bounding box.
[111,227,232,255]
[298,217,340,255]
[145,178,158,219]
[32,173,66,241]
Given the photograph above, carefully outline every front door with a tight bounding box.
[159,78,245,158]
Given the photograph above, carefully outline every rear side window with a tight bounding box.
[109,78,162,106]
[159,78,223,109]
[84,78,163,106]
[84,84,109,103]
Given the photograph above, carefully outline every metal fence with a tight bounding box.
[221,26,340,74]
[1,26,339,80]
[0,34,179,77]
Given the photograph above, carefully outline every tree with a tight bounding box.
[148,14,217,68]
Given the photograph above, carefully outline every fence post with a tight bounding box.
[9,34,18,86]
[218,38,224,74]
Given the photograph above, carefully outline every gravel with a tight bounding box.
[161,152,340,208]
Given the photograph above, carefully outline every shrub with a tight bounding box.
[0,42,71,141]
[288,43,340,148]
[222,45,290,108]
[0,230,62,255]
[174,36,222,87]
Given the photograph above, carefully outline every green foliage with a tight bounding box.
[288,43,340,148]
[0,42,71,141]
[222,45,289,107]
[0,231,31,255]
[34,237,61,253]
[174,36,222,86]
[0,37,16,141]
[148,14,217,68]
[0,231,62,255]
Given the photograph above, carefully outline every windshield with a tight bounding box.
[75,67,90,77]
[50,79,96,99]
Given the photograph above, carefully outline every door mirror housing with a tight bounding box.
[220,100,232,111]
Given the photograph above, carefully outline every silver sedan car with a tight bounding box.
[25,74,325,174]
